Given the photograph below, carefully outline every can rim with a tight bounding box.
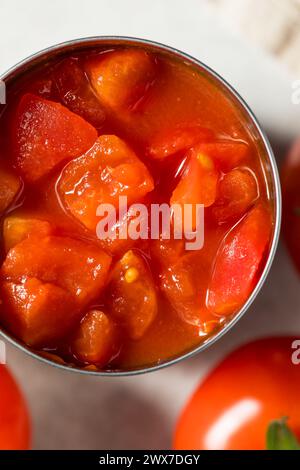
[0,36,282,376]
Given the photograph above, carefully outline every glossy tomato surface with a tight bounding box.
[174,337,300,450]
[0,43,275,372]
[282,139,300,273]
[0,365,30,449]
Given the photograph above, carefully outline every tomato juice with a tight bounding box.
[0,39,278,372]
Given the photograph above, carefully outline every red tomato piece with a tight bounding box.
[1,235,112,306]
[71,310,120,366]
[174,337,300,450]
[3,215,53,252]
[12,93,97,182]
[53,58,105,127]
[0,277,77,347]
[107,250,157,339]
[151,236,185,268]
[0,365,30,449]
[0,163,21,214]
[160,253,210,327]
[147,124,214,159]
[86,49,155,110]
[207,204,272,316]
[58,135,154,233]
[171,146,219,208]
[212,168,258,224]
[151,229,215,329]
[96,202,151,256]
[281,138,300,273]
[196,140,249,171]
[158,229,224,328]
[27,77,54,99]
[171,145,219,229]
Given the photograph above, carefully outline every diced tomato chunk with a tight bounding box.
[0,277,77,347]
[28,78,53,98]
[3,215,53,252]
[86,49,155,110]
[160,248,217,328]
[160,254,203,326]
[195,141,249,171]
[0,164,21,214]
[71,310,119,366]
[151,236,184,268]
[171,145,219,229]
[58,135,154,233]
[207,204,272,316]
[171,146,219,207]
[107,250,157,339]
[147,124,214,159]
[12,93,97,182]
[153,228,225,328]
[53,58,105,127]
[212,168,258,224]
[96,202,150,256]
[1,235,111,306]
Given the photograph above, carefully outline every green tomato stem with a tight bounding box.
[266,417,300,450]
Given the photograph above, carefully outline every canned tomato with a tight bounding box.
[0,37,281,375]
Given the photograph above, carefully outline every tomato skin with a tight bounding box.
[207,204,271,316]
[282,139,300,273]
[0,365,30,449]
[174,337,300,450]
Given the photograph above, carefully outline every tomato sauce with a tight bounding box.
[0,45,274,371]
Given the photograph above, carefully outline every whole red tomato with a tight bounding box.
[174,337,300,450]
[282,138,300,272]
[0,365,30,449]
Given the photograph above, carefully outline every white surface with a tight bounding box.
[213,0,300,77]
[1,0,300,449]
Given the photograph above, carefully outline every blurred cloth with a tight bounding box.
[212,0,300,76]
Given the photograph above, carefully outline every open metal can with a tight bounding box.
[0,37,281,376]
